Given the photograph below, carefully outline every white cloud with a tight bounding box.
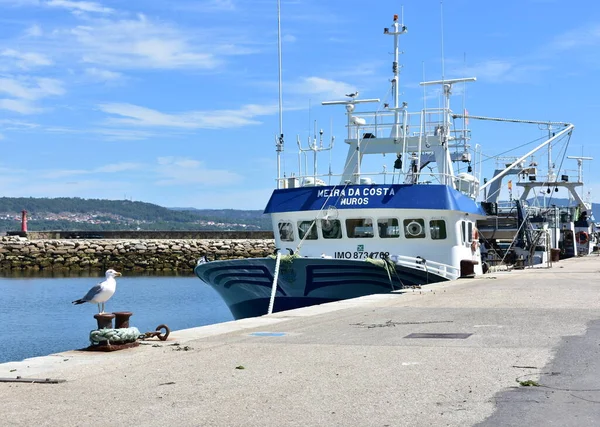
[98,102,278,129]
[0,119,39,129]
[3,123,164,140]
[1,49,52,68]
[0,77,64,100]
[42,168,88,179]
[460,60,548,84]
[553,24,600,50]
[0,98,40,114]
[84,67,123,82]
[173,0,236,12]
[94,128,158,140]
[96,162,142,173]
[155,156,243,186]
[0,76,65,115]
[42,162,142,178]
[0,0,41,6]
[24,24,43,37]
[46,0,113,14]
[0,178,135,199]
[206,0,235,10]
[183,187,273,209]
[68,15,220,69]
[288,76,357,99]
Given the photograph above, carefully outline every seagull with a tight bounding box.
[345,91,359,99]
[72,269,122,314]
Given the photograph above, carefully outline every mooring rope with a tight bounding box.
[89,327,142,345]
[268,251,282,315]
[268,253,300,262]
[366,257,406,290]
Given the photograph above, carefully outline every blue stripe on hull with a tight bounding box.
[264,184,485,215]
[195,257,448,319]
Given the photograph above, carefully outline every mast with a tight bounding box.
[384,14,407,139]
[275,0,284,189]
[420,77,476,185]
[547,125,554,182]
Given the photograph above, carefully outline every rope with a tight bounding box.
[366,257,406,290]
[268,251,282,315]
[268,253,300,262]
[89,327,141,345]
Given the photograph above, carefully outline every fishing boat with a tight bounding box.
[195,13,575,320]
[477,149,596,264]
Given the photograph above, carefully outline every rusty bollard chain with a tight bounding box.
[140,324,171,341]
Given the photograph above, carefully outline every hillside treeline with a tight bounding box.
[0,197,271,231]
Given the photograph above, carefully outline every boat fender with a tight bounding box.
[471,228,480,252]
[576,231,589,244]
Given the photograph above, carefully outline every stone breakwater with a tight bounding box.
[0,236,276,272]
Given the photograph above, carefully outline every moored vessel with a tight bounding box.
[195,12,577,319]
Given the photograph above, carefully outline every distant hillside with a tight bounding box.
[0,197,271,232]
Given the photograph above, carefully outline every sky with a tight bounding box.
[0,0,599,209]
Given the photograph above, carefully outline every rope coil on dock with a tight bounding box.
[89,327,142,345]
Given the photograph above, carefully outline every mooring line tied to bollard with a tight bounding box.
[87,324,171,352]
[89,327,142,345]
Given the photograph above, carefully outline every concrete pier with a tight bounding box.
[2,256,600,426]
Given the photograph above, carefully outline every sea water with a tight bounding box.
[0,272,234,363]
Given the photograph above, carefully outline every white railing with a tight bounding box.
[391,254,461,281]
[277,171,479,198]
[342,109,451,140]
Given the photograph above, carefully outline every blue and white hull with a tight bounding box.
[195,257,448,319]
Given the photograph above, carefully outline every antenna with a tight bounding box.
[383,13,407,139]
[422,61,426,110]
[462,52,468,171]
[276,0,284,189]
[307,98,311,148]
[440,0,445,82]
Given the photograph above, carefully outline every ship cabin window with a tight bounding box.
[278,222,295,242]
[404,218,425,239]
[429,220,447,240]
[346,218,374,238]
[377,218,400,238]
[321,219,342,239]
[298,221,318,240]
[460,220,474,245]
